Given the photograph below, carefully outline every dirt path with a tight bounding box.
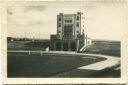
[51,54,120,77]
[78,54,120,70]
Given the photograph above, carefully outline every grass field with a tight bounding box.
[7,41,50,50]
[7,40,121,77]
[82,41,120,57]
[8,40,121,57]
[7,52,106,77]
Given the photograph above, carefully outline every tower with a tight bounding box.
[50,12,86,52]
[57,12,85,39]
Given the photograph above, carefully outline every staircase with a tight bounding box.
[80,45,91,52]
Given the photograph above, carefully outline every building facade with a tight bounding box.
[50,12,91,52]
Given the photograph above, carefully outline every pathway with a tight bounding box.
[78,54,120,70]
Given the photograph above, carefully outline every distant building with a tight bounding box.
[50,12,91,52]
[7,37,14,42]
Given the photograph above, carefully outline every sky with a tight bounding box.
[7,1,126,41]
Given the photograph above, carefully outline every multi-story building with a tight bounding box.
[50,12,91,52]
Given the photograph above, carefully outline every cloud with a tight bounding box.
[24,5,46,12]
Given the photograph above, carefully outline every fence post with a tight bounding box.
[41,51,42,56]
[28,51,30,55]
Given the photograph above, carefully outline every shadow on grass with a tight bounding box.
[53,63,120,78]
[90,63,121,77]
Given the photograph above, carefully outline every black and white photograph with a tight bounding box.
[1,0,127,84]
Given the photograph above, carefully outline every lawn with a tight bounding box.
[82,41,120,57]
[7,52,106,77]
[7,41,50,51]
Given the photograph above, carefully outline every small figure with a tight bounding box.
[46,47,49,52]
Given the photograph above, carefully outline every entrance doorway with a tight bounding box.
[56,42,61,51]
[71,42,76,51]
[63,42,68,51]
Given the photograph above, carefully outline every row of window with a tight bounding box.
[64,26,73,34]
[58,30,80,33]
[65,20,72,23]
[58,16,79,21]
[63,34,84,39]
[58,23,79,27]
[63,35,73,39]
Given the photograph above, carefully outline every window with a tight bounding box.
[76,22,79,27]
[77,31,79,33]
[58,31,61,33]
[65,20,72,23]
[58,17,61,21]
[76,16,79,20]
[63,25,73,38]
[58,23,61,27]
